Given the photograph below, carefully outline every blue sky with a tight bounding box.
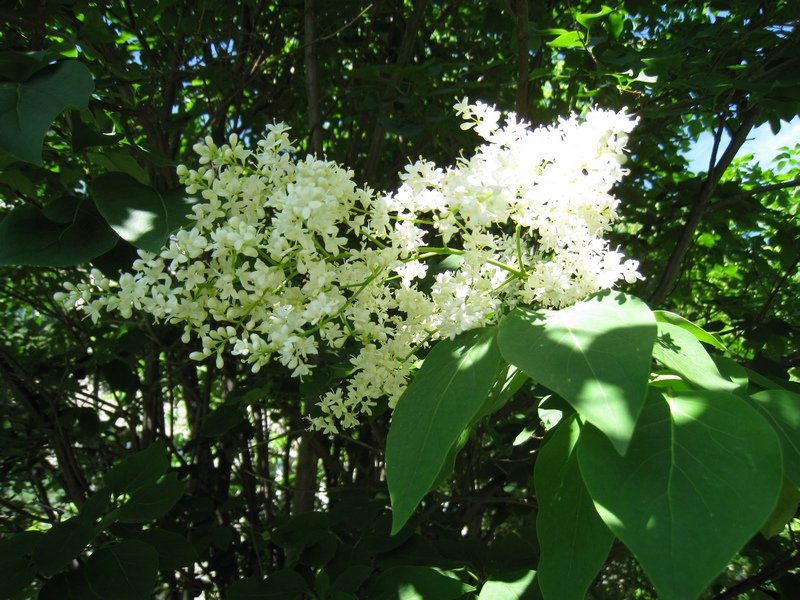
[684,116,800,174]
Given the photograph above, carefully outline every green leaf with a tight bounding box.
[386,327,503,535]
[653,322,742,393]
[330,565,373,596]
[750,389,800,488]
[85,540,159,600]
[497,292,656,455]
[478,570,541,600]
[535,415,613,600]
[576,5,613,29]
[0,60,93,165]
[0,198,118,266]
[760,477,800,539]
[201,403,247,437]
[128,528,199,570]
[32,517,95,577]
[104,441,169,496]
[578,388,783,600]
[71,110,124,151]
[371,566,476,600]
[0,530,43,563]
[38,569,100,600]
[79,486,113,524]
[87,150,150,184]
[653,310,727,351]
[0,559,37,599]
[227,571,311,600]
[93,172,196,252]
[546,31,584,48]
[118,472,185,523]
[0,50,51,82]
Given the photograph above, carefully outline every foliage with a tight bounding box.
[1,1,799,599]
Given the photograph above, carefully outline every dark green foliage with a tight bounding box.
[1,1,799,599]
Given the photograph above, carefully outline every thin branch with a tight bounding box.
[713,551,800,599]
[304,0,323,156]
[711,177,800,211]
[515,0,530,121]
[649,105,763,305]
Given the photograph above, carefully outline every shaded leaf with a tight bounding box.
[38,569,100,600]
[750,389,800,487]
[371,566,475,600]
[0,198,118,266]
[535,415,613,600]
[227,571,311,600]
[760,477,800,538]
[85,540,159,600]
[93,172,195,252]
[128,529,199,571]
[0,558,37,599]
[578,388,783,600]
[386,327,503,534]
[653,310,727,351]
[0,60,93,165]
[118,472,185,523]
[32,518,95,577]
[653,322,742,393]
[104,441,168,496]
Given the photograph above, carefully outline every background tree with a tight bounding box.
[1,1,799,599]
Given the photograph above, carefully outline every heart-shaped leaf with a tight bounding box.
[498,292,656,454]
[93,172,196,252]
[578,388,783,600]
[0,60,93,165]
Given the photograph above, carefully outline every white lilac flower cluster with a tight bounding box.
[56,100,641,434]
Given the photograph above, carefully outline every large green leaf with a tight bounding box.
[653,322,743,393]
[750,389,800,487]
[0,558,37,599]
[85,540,158,600]
[93,172,196,252]
[578,388,783,600]
[38,570,99,600]
[104,441,169,496]
[535,415,613,600]
[32,517,95,577]
[478,570,541,600]
[127,528,199,571]
[386,327,503,535]
[370,566,475,600]
[0,197,118,266]
[497,292,656,454]
[0,60,93,165]
[652,310,727,352]
[117,472,185,523]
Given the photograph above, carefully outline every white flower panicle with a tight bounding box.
[56,101,642,434]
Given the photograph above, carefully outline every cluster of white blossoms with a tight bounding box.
[57,100,641,434]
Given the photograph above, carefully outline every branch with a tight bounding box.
[515,0,530,121]
[711,177,800,211]
[304,0,323,156]
[363,0,430,184]
[649,105,763,305]
[713,551,800,599]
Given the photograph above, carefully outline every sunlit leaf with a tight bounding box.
[498,292,656,455]
[578,388,783,600]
